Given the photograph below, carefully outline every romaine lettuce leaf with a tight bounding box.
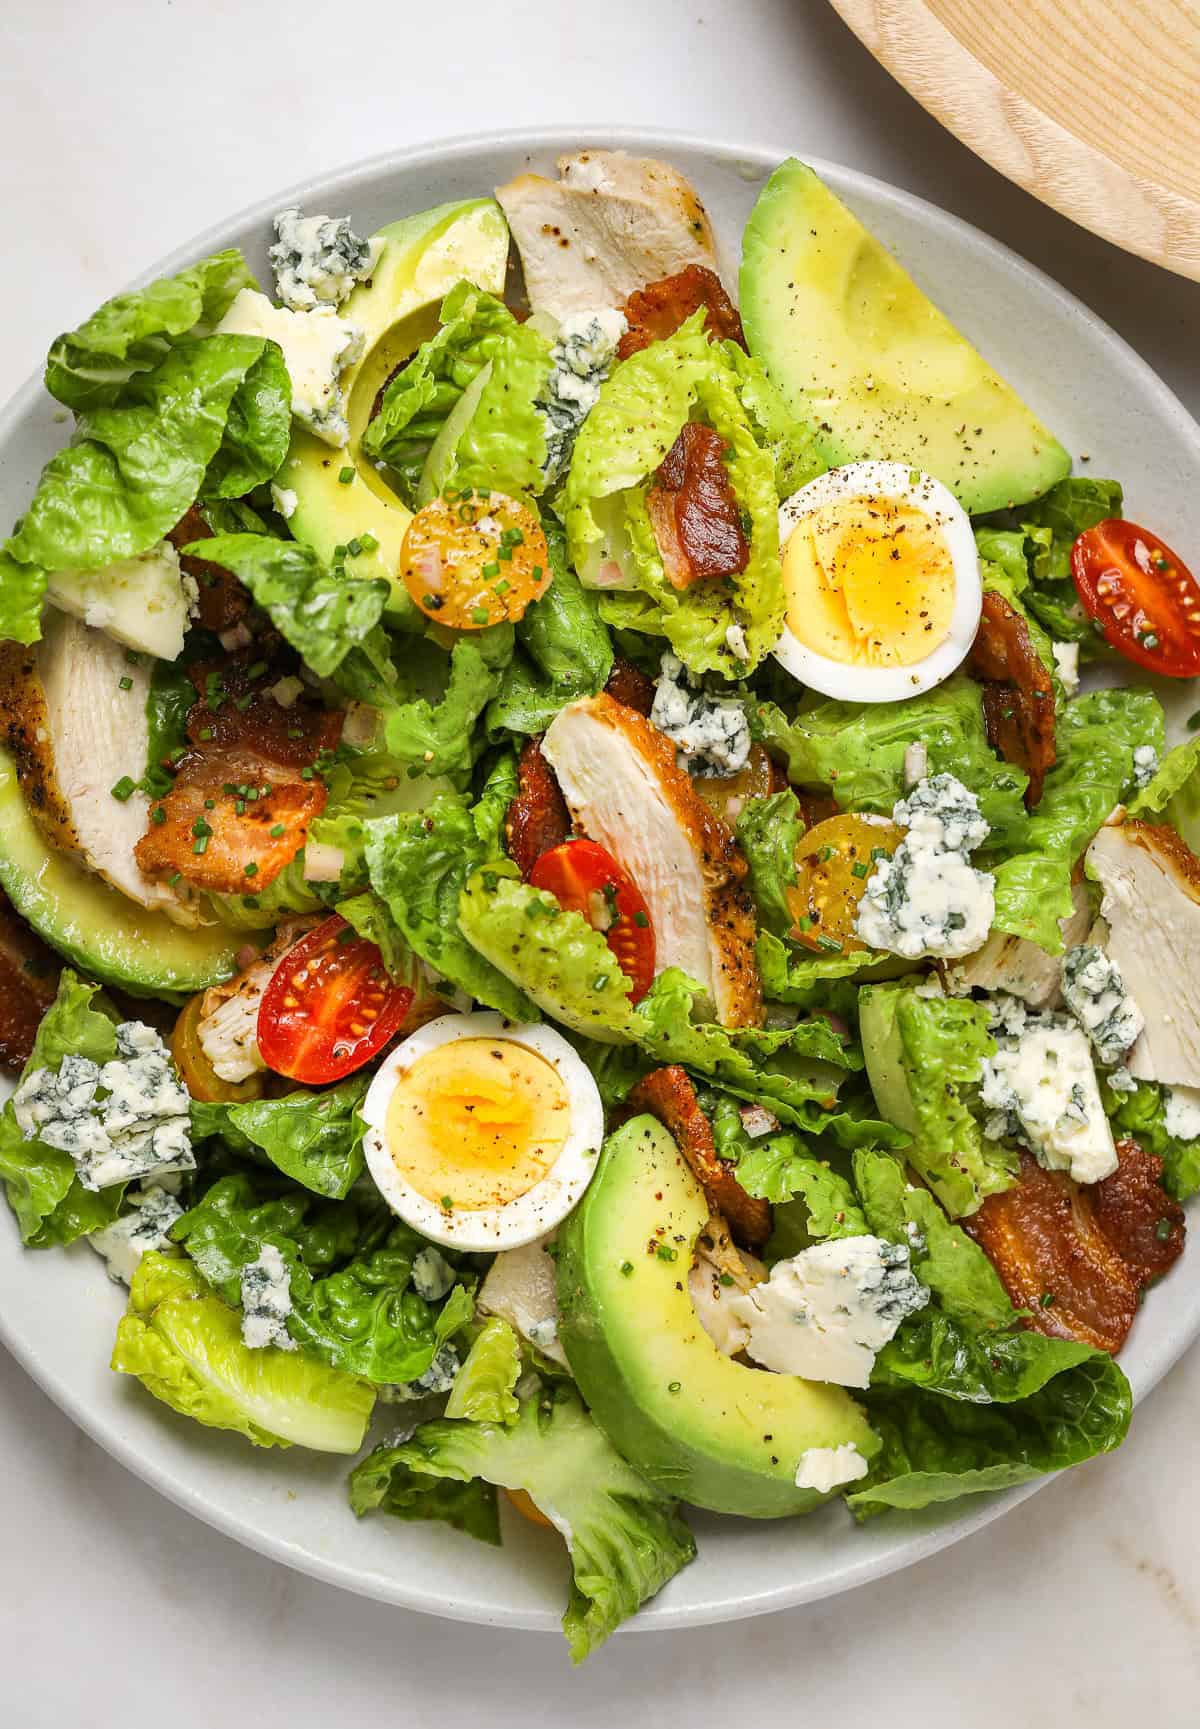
[718,340,825,498]
[1106,1079,1200,1202]
[991,687,1164,950]
[1128,734,1200,850]
[380,639,505,790]
[757,675,1029,853]
[565,314,784,676]
[365,797,537,1021]
[487,532,613,736]
[859,981,1015,1217]
[112,1251,375,1451]
[189,1074,369,1199]
[1017,477,1123,644]
[172,1173,474,1386]
[0,970,126,1246]
[349,1382,696,1661]
[444,1317,522,1425]
[185,533,390,680]
[735,790,804,937]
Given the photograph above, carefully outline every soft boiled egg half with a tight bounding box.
[361,1011,604,1252]
[773,460,982,702]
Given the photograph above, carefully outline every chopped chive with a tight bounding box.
[198,726,214,742]
[193,835,209,855]
[347,537,363,557]
[235,692,253,712]
[667,1381,682,1394]
[1040,1291,1055,1307]
[620,1260,634,1276]
[301,766,314,780]
[655,1243,678,1263]
[242,895,260,909]
[482,561,500,578]
[718,1273,735,1288]
[633,911,649,928]
[851,861,869,878]
[338,466,355,484]
[247,660,268,679]
[167,872,182,885]
[244,861,259,877]
[592,974,608,991]
[470,606,490,625]
[118,675,133,691]
[494,578,510,596]
[151,806,166,825]
[795,914,813,932]
[270,822,285,838]
[359,532,378,553]
[287,726,303,739]
[109,776,136,802]
[1155,1218,1174,1242]
[816,934,844,953]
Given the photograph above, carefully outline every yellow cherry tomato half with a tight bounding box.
[504,1487,554,1529]
[171,993,265,1104]
[691,743,777,831]
[787,813,903,955]
[401,489,551,630]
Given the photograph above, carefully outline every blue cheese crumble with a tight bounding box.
[727,1235,928,1388]
[1130,745,1159,792]
[980,996,1117,1184]
[1061,944,1144,1066]
[854,773,995,960]
[650,651,752,778]
[240,1245,296,1351]
[89,1183,185,1286]
[1164,1084,1200,1141]
[380,1343,462,1401]
[216,288,364,446]
[411,1246,456,1303]
[536,308,626,486]
[12,1021,193,1190]
[270,208,380,311]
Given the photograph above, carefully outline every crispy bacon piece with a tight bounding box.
[967,1142,1186,1355]
[168,507,250,636]
[626,1064,771,1249]
[968,591,1057,807]
[603,656,655,717]
[135,658,342,896]
[505,739,571,878]
[0,889,59,1069]
[646,423,749,591]
[617,265,746,360]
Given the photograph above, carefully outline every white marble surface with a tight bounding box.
[3,0,1199,1720]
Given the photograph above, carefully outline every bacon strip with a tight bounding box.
[135,657,342,896]
[967,1141,1185,1354]
[505,739,571,878]
[618,265,746,361]
[969,591,1057,807]
[647,423,749,591]
[627,1064,771,1249]
[0,889,59,1069]
[603,656,656,717]
[168,507,251,636]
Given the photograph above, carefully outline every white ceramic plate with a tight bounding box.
[2,127,1199,1636]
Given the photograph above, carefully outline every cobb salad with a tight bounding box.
[2,149,1200,1660]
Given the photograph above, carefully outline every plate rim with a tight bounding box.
[2,122,1199,1636]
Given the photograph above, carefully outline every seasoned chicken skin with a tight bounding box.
[496,150,721,318]
[1086,820,1200,1087]
[541,693,762,1027]
[0,612,198,923]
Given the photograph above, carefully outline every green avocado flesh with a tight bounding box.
[0,750,243,997]
[280,198,510,619]
[740,158,1071,514]
[556,1116,878,1518]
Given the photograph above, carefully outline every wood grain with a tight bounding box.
[828,0,1200,282]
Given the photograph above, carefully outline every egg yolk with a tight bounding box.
[783,494,956,667]
[385,1038,571,1211]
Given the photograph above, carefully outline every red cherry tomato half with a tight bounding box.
[1071,518,1200,678]
[529,839,657,1003]
[257,915,413,1084]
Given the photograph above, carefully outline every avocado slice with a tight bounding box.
[279,199,510,620]
[557,1116,879,1517]
[740,159,1071,514]
[0,749,244,998]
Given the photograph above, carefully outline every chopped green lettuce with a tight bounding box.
[1018,477,1123,644]
[718,340,825,498]
[186,533,391,681]
[380,639,505,790]
[487,532,613,736]
[565,314,784,676]
[444,1317,522,1425]
[189,1075,369,1200]
[0,971,126,1246]
[349,1382,696,1661]
[991,687,1164,950]
[112,1251,375,1451]
[734,790,804,937]
[757,675,1029,852]
[1105,1079,1200,1202]
[365,797,537,1021]
[1128,734,1200,850]
[171,1173,473,1386]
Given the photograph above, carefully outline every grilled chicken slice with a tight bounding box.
[540,692,762,1027]
[495,150,721,317]
[1086,820,1200,1086]
[0,889,59,1069]
[952,879,1092,1007]
[627,1065,771,1248]
[196,916,318,1083]
[689,1210,765,1357]
[0,611,198,923]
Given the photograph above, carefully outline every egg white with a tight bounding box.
[773,460,982,704]
[360,1011,604,1252]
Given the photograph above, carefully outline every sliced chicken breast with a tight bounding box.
[477,1234,568,1368]
[541,692,762,1027]
[689,1210,765,1358]
[496,150,721,318]
[1086,820,1200,1086]
[952,879,1093,1007]
[0,611,198,924]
